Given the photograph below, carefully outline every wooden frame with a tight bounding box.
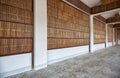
[106,14,120,23]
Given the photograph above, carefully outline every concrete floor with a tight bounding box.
[7,46,120,78]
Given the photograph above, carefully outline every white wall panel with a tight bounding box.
[48,45,89,64]
[107,42,113,47]
[0,53,32,78]
[93,43,105,52]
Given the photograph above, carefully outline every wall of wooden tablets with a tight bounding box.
[47,0,90,49]
[0,0,33,56]
[108,25,113,42]
[94,19,106,44]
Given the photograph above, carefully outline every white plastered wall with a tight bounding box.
[48,45,89,64]
[0,53,32,78]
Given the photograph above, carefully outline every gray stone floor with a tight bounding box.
[7,46,120,78]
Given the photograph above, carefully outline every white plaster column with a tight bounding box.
[90,15,94,52]
[105,24,108,48]
[34,0,48,70]
[116,29,118,45]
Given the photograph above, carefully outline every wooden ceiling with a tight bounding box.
[95,15,106,23]
[63,0,120,14]
[101,0,118,5]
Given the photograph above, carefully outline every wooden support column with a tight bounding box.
[90,15,94,52]
[105,24,108,48]
[34,0,47,70]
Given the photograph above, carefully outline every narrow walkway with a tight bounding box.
[7,46,120,78]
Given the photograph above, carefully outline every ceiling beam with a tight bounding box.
[101,0,118,5]
[62,0,91,15]
[95,15,106,23]
[113,24,120,28]
[91,0,120,15]
[107,22,120,25]
[106,14,120,23]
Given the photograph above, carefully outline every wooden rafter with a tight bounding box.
[113,24,120,28]
[101,0,118,5]
[95,15,106,23]
[106,14,120,23]
[91,0,120,14]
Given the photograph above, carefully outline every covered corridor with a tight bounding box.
[0,0,120,78]
[7,46,120,78]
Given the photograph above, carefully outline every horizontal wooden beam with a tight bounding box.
[113,24,120,28]
[101,0,118,5]
[107,22,120,25]
[62,0,91,14]
[91,0,120,14]
[95,15,106,23]
[106,14,120,23]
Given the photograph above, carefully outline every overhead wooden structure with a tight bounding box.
[101,0,118,5]
[91,0,120,14]
[113,24,120,28]
[62,0,91,14]
[62,0,120,27]
[106,14,120,23]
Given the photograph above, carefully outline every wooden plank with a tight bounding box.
[95,15,106,23]
[101,0,118,5]
[113,24,120,28]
